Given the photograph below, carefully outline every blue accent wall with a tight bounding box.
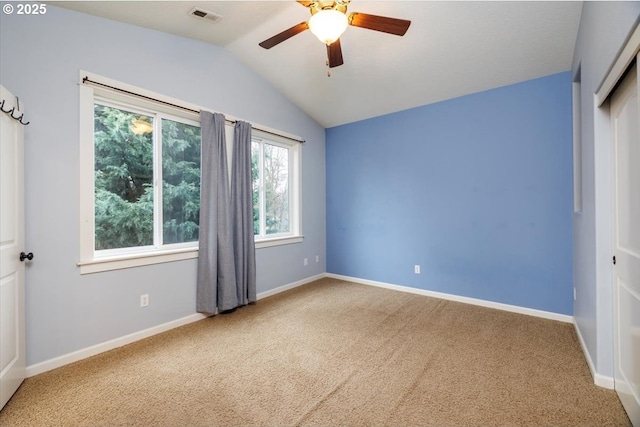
[326,72,573,315]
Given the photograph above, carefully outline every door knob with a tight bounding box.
[19,252,33,262]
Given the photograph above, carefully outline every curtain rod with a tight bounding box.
[81,77,305,143]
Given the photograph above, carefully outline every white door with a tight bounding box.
[611,59,640,427]
[0,85,26,409]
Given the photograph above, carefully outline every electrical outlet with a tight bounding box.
[414,265,421,274]
[304,258,308,266]
[140,294,149,307]
[316,255,320,263]
[573,287,576,301]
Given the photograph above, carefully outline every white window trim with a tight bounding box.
[77,249,199,275]
[255,236,304,249]
[78,71,303,274]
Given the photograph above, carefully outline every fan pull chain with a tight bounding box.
[326,60,331,77]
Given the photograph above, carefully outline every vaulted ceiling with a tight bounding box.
[51,1,582,128]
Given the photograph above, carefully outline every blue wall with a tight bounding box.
[326,72,573,315]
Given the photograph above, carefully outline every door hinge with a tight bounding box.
[613,255,616,265]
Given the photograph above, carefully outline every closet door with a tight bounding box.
[611,60,640,427]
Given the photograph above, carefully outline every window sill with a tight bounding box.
[77,236,304,274]
[255,235,304,249]
[78,248,198,275]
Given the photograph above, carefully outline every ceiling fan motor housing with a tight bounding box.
[308,1,350,15]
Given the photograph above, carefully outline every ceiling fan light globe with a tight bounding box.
[308,10,348,45]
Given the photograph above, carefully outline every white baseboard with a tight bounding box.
[257,273,325,300]
[594,372,616,389]
[27,273,594,384]
[325,273,574,323]
[25,312,209,378]
[573,321,615,389]
[25,273,323,378]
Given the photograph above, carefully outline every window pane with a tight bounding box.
[162,119,201,244]
[252,141,260,235]
[264,143,289,234]
[94,104,154,250]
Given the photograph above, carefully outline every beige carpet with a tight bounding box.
[0,278,631,427]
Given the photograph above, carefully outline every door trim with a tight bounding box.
[596,20,640,106]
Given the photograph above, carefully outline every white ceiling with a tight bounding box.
[51,1,583,128]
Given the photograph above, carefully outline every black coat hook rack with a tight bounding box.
[1,98,30,125]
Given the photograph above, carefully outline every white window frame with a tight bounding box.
[93,98,201,255]
[78,71,303,274]
[252,130,303,248]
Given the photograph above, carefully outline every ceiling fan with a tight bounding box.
[259,0,411,70]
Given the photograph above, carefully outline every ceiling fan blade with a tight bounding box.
[348,12,411,36]
[327,39,344,68]
[296,0,314,7]
[259,21,309,49]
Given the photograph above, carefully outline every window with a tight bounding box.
[79,72,302,273]
[252,133,301,243]
[93,101,201,253]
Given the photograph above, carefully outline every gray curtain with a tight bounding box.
[197,111,236,314]
[197,112,256,314]
[231,121,257,306]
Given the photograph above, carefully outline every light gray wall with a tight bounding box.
[0,6,326,366]
[571,2,640,379]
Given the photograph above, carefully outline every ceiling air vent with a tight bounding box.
[189,7,223,23]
